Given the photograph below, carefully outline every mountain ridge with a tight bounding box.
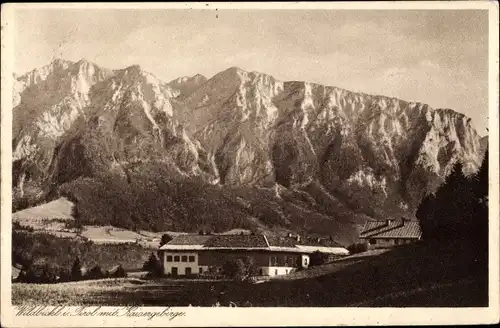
[11,58,485,242]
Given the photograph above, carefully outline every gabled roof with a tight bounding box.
[159,233,350,254]
[204,235,268,248]
[267,235,345,248]
[266,235,297,247]
[167,235,212,246]
[360,220,422,239]
[298,236,345,248]
[159,235,212,250]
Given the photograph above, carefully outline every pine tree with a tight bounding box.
[70,257,82,281]
[475,150,489,202]
[416,193,437,240]
[142,252,163,277]
[416,161,475,242]
[434,161,474,240]
[472,150,489,251]
[159,234,173,247]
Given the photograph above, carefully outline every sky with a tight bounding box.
[13,8,489,134]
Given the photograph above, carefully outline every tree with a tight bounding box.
[471,150,489,251]
[474,150,488,202]
[222,257,256,281]
[416,159,487,245]
[309,251,329,266]
[20,263,59,283]
[159,234,173,248]
[70,257,83,281]
[70,201,84,235]
[142,252,163,277]
[416,193,438,241]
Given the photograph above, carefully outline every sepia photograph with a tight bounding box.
[1,2,499,327]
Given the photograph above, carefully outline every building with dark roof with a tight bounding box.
[359,219,422,248]
[158,233,349,277]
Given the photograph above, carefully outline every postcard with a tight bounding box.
[1,2,499,327]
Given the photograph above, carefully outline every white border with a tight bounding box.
[1,2,499,327]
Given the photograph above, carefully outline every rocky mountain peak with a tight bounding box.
[11,60,485,240]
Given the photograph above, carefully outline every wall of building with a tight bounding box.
[161,250,309,276]
[198,250,271,267]
[364,238,418,249]
[198,250,303,269]
[161,251,205,276]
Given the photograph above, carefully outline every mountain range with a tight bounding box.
[11,58,486,244]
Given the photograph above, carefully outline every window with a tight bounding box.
[166,255,173,262]
[181,256,188,262]
[304,258,308,265]
[394,239,399,245]
[369,239,377,245]
[275,269,278,275]
[188,256,195,262]
[199,268,203,274]
[173,255,180,262]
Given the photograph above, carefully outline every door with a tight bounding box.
[172,267,178,277]
[185,267,192,276]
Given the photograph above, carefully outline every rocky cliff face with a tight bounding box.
[13,59,112,198]
[11,59,485,240]
[172,67,482,210]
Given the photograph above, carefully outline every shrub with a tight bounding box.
[58,268,71,282]
[109,265,126,278]
[142,252,163,277]
[222,257,256,281]
[347,243,368,254]
[19,263,60,283]
[309,251,329,266]
[86,265,105,280]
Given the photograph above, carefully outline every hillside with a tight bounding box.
[166,241,488,307]
[12,59,485,241]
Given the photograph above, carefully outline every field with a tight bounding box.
[12,241,488,307]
